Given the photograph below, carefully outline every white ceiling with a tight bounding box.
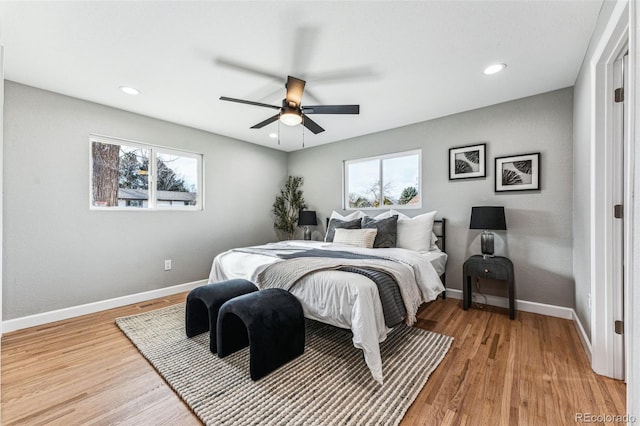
[0,1,602,152]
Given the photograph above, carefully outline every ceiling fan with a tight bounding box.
[219,75,360,134]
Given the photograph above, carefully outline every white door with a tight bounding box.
[611,51,627,380]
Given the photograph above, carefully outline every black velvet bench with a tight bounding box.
[185,279,258,353]
[217,288,305,381]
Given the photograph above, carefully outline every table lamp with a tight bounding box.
[469,206,507,258]
[298,210,317,240]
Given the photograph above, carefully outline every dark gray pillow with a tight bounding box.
[361,215,398,248]
[325,218,362,242]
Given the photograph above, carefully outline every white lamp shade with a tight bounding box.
[280,111,302,126]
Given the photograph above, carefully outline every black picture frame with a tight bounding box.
[495,152,541,192]
[448,143,487,180]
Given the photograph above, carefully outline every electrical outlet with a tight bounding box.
[164,259,172,271]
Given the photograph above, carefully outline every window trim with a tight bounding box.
[343,149,422,210]
[89,134,204,211]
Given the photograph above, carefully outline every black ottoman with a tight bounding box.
[185,279,258,353]
[217,288,305,381]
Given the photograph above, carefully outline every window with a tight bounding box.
[90,135,203,210]
[344,150,421,209]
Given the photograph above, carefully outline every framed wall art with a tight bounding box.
[448,143,486,180]
[495,152,540,192]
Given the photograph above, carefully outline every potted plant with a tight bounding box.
[272,176,307,240]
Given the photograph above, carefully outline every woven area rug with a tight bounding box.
[116,303,453,426]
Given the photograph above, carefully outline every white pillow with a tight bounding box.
[372,210,441,249]
[330,210,367,221]
[373,210,394,220]
[389,209,409,220]
[389,210,437,252]
[333,228,378,248]
[430,232,440,251]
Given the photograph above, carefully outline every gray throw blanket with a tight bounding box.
[257,256,423,326]
[233,246,385,261]
[338,267,406,327]
[234,246,408,327]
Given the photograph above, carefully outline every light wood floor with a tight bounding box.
[1,294,626,425]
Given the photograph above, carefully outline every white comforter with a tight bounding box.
[208,240,446,384]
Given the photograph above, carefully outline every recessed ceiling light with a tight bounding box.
[269,133,278,139]
[483,63,507,75]
[119,86,140,95]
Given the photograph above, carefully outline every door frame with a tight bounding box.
[0,45,4,338]
[590,0,629,379]
[628,0,639,418]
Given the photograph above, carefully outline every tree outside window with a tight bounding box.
[344,150,421,209]
[90,137,202,210]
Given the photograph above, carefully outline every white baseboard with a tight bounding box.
[2,279,206,333]
[572,310,593,362]
[445,288,574,319]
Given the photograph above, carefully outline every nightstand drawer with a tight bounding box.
[465,260,509,281]
[477,263,509,281]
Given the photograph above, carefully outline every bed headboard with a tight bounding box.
[324,216,447,253]
[433,219,446,253]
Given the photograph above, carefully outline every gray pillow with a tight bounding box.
[325,218,362,242]
[361,215,398,248]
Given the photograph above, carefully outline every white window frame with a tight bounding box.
[343,149,422,210]
[89,134,204,211]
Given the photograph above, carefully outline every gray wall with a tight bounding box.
[3,81,287,320]
[289,88,575,307]
[2,81,576,320]
[573,64,593,340]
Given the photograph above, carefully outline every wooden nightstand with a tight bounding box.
[463,255,515,319]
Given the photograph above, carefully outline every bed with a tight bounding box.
[208,211,447,384]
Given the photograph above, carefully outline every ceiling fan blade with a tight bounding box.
[302,115,325,134]
[251,114,280,129]
[285,76,306,107]
[302,105,360,114]
[215,58,283,82]
[220,96,280,110]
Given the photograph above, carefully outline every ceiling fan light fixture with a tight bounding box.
[220,75,357,134]
[280,108,302,126]
[483,63,507,75]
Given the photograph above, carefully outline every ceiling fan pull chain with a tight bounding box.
[278,119,281,145]
[302,116,305,148]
